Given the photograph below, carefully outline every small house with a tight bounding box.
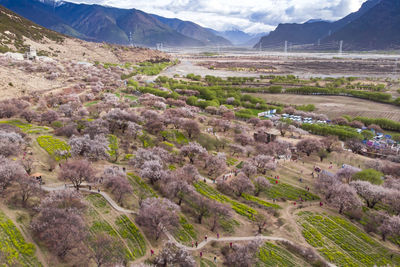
[254,128,280,143]
[25,46,37,61]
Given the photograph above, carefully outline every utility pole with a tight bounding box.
[339,40,343,55]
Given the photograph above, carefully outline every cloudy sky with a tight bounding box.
[62,0,367,33]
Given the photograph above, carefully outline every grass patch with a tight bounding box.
[84,100,100,107]
[0,120,49,134]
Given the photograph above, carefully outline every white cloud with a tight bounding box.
[61,0,367,33]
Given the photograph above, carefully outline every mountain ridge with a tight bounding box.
[0,0,229,47]
[255,0,391,50]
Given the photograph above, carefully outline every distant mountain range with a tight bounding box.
[208,29,267,47]
[256,0,400,51]
[0,0,232,47]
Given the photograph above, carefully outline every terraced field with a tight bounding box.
[0,211,41,266]
[85,195,146,261]
[257,242,311,267]
[298,211,400,267]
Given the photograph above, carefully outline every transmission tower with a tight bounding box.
[284,40,288,54]
[339,40,343,55]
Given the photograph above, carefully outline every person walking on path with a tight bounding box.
[214,256,217,263]
[150,250,154,256]
[195,241,198,248]
[200,251,203,258]
[229,242,233,248]
[205,235,207,241]
[217,233,220,239]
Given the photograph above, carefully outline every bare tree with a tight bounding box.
[59,160,95,189]
[253,213,269,234]
[136,198,180,240]
[20,157,34,175]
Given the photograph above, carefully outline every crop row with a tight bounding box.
[194,182,257,220]
[174,216,197,244]
[127,173,158,198]
[37,135,70,161]
[107,134,119,160]
[266,178,319,201]
[0,211,41,266]
[257,242,309,267]
[242,193,281,210]
[115,215,146,260]
[298,212,400,267]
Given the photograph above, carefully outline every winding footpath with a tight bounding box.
[41,183,336,267]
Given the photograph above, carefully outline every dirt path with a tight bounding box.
[41,183,336,267]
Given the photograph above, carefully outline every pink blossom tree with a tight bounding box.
[155,241,195,267]
[59,160,95,189]
[136,198,180,240]
[180,142,207,164]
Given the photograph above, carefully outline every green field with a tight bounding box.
[0,120,49,134]
[36,135,70,160]
[194,182,257,219]
[257,242,311,267]
[298,211,400,267]
[265,178,319,201]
